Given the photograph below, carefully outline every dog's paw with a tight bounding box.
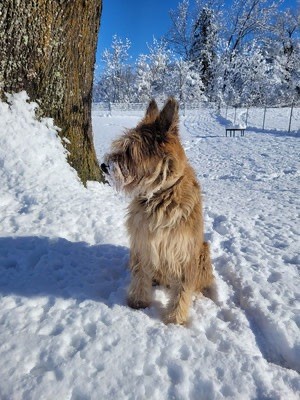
[202,282,219,304]
[127,297,150,310]
[162,311,188,325]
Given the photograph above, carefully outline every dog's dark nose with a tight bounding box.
[101,163,109,174]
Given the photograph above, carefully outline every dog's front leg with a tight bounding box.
[127,254,152,309]
[163,282,193,325]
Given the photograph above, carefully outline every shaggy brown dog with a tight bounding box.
[102,98,214,324]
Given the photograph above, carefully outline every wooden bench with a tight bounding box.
[226,128,245,137]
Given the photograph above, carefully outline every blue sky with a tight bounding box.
[96,0,298,68]
[96,0,179,64]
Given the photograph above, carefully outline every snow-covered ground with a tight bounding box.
[0,93,299,399]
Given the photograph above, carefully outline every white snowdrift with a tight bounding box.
[0,92,126,245]
[0,93,299,400]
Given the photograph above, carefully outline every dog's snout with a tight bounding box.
[101,163,109,174]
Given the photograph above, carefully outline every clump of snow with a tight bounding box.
[0,94,299,399]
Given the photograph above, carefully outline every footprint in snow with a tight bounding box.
[212,215,230,236]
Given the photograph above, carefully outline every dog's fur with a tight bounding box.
[103,98,214,324]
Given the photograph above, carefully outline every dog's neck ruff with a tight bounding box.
[143,175,184,202]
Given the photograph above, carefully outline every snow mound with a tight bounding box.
[1,92,78,188]
[0,92,126,244]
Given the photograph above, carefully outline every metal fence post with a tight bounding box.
[262,106,267,130]
[288,103,294,132]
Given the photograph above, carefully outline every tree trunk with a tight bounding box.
[0,0,104,185]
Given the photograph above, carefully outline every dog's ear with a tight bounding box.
[144,99,159,123]
[158,97,179,134]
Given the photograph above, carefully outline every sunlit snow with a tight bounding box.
[0,93,299,399]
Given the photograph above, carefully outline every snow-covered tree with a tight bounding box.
[165,0,191,60]
[135,54,152,102]
[220,0,280,101]
[220,43,275,106]
[266,7,300,104]
[135,38,174,102]
[135,44,206,103]
[147,38,174,101]
[97,35,134,103]
[171,59,206,102]
[165,0,220,100]
[189,4,219,94]
[225,0,277,54]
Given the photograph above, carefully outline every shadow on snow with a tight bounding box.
[0,236,130,306]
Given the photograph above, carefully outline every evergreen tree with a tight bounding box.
[189,6,218,96]
[165,0,220,99]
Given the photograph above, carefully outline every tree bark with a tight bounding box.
[0,0,104,185]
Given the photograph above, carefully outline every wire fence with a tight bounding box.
[92,101,214,115]
[92,102,300,133]
[220,105,300,133]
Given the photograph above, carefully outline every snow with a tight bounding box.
[0,93,299,399]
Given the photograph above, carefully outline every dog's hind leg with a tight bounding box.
[127,253,152,309]
[197,242,218,302]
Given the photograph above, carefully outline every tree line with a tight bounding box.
[94,0,300,107]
